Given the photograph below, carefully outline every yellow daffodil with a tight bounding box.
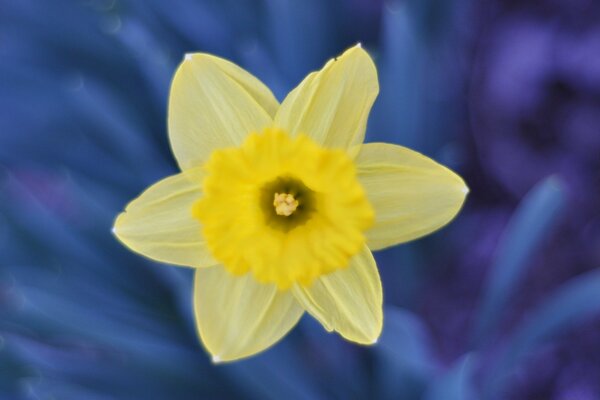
[113,44,468,362]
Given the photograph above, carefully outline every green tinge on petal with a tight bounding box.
[292,246,383,344]
[113,168,217,268]
[275,44,379,152]
[356,143,469,250]
[168,53,278,170]
[194,267,304,362]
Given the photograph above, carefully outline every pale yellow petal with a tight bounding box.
[275,45,378,151]
[168,53,278,170]
[292,246,382,344]
[356,143,468,250]
[194,267,304,362]
[113,168,216,268]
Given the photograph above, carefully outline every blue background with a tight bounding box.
[2,0,600,399]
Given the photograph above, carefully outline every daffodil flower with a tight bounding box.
[113,45,468,362]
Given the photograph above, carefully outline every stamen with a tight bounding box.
[273,193,299,216]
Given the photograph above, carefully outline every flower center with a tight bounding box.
[259,175,316,232]
[192,128,374,288]
[273,193,298,216]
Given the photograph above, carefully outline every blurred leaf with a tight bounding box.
[0,341,33,396]
[220,339,327,400]
[264,0,334,89]
[484,269,600,399]
[374,307,439,399]
[369,1,423,149]
[471,176,566,347]
[425,353,478,400]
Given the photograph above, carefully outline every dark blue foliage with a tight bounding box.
[472,177,566,347]
[2,0,599,399]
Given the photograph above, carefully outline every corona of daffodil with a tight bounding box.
[113,45,468,362]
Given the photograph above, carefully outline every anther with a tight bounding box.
[273,193,299,216]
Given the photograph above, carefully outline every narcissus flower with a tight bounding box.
[113,45,468,362]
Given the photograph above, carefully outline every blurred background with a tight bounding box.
[1,0,600,399]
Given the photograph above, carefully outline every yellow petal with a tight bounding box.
[275,45,378,151]
[168,53,278,170]
[194,267,304,362]
[356,143,468,250]
[113,168,216,268]
[292,246,382,344]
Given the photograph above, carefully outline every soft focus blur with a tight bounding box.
[2,1,600,399]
